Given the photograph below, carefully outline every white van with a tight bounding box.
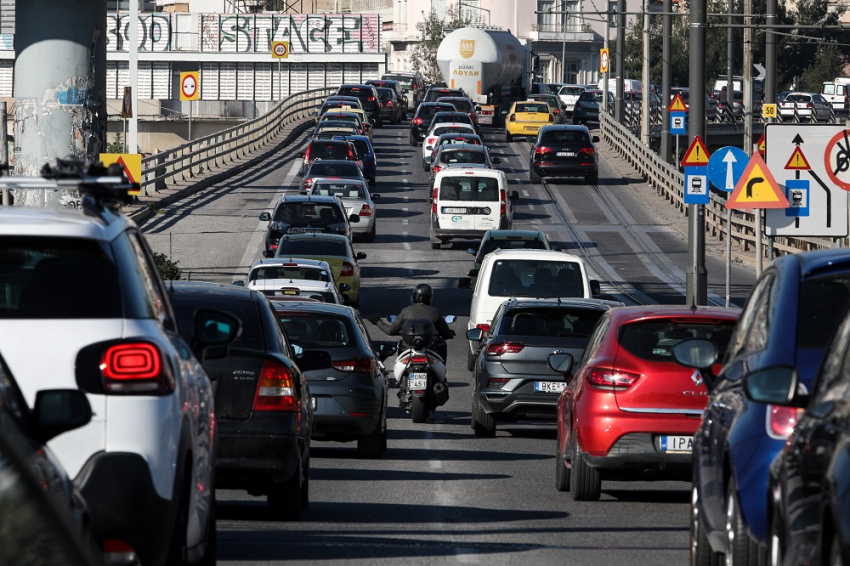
[598,78,643,93]
[430,169,518,248]
[458,248,600,367]
[821,79,850,112]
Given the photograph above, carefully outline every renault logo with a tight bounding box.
[691,370,704,387]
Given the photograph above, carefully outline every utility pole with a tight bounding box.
[687,0,708,305]
[615,0,626,122]
[743,0,759,275]
[641,0,650,145]
[660,0,672,163]
[765,0,777,114]
[726,0,734,120]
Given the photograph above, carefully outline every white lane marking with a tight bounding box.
[402,207,409,215]
[402,178,409,184]
[456,552,481,564]
[238,160,301,271]
[522,190,530,197]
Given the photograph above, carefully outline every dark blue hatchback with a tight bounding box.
[680,249,850,565]
[336,135,377,185]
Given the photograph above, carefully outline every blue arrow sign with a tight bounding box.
[707,146,748,192]
[684,166,709,204]
[670,111,686,135]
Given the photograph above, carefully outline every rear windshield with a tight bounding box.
[321,114,359,124]
[439,150,486,165]
[487,259,585,298]
[515,103,549,113]
[418,104,456,120]
[477,237,546,261]
[499,307,604,337]
[382,75,413,88]
[578,91,605,102]
[249,265,331,283]
[265,290,334,302]
[276,240,346,257]
[619,320,737,361]
[311,181,365,199]
[309,142,350,160]
[439,136,481,147]
[307,162,361,177]
[0,236,123,319]
[539,130,590,144]
[338,87,371,99]
[439,176,499,201]
[377,88,395,100]
[798,278,850,349]
[171,294,263,351]
[438,98,473,112]
[316,121,357,132]
[272,202,344,225]
[277,313,354,347]
[559,86,585,95]
[433,113,471,125]
[351,139,370,156]
[433,125,474,137]
[785,94,811,103]
[426,89,464,102]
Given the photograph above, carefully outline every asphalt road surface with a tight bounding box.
[140,119,757,565]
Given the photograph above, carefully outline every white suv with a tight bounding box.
[0,181,237,565]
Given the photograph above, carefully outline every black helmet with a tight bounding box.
[412,284,433,305]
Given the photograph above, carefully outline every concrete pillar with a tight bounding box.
[14,0,106,202]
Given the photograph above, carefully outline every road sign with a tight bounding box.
[684,166,709,204]
[272,41,289,59]
[100,153,142,196]
[785,179,810,217]
[727,152,789,209]
[681,136,710,167]
[180,71,200,101]
[670,93,687,113]
[707,146,748,192]
[757,133,765,156]
[670,112,686,135]
[121,86,133,119]
[754,63,766,81]
[762,104,777,119]
[765,124,849,237]
[824,128,850,191]
[600,48,609,73]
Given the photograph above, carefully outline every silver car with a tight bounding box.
[430,143,501,179]
[779,92,832,121]
[304,178,379,243]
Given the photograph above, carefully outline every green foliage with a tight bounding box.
[153,252,182,280]
[105,133,124,154]
[623,15,690,87]
[798,43,845,90]
[410,5,475,85]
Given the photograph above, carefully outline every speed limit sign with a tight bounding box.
[180,71,199,101]
[600,48,609,74]
[272,41,289,59]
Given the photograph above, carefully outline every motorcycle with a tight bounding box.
[387,315,455,423]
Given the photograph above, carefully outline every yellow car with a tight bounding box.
[274,232,366,307]
[322,108,373,141]
[504,100,554,141]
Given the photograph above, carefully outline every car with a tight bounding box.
[528,93,567,123]
[333,134,378,185]
[421,123,477,166]
[381,71,426,111]
[259,193,359,253]
[554,84,587,116]
[311,99,363,123]
[324,95,364,110]
[467,297,619,436]
[427,110,478,136]
[375,87,405,125]
[465,229,551,289]
[529,124,600,185]
[573,89,613,125]
[423,87,466,104]
[272,233,367,307]
[305,177,380,243]
[426,133,485,173]
[311,121,360,140]
[366,78,407,107]
[168,282,314,521]
[299,159,367,193]
[435,96,479,130]
[237,258,347,304]
[0,182,237,565]
[409,102,458,146]
[671,249,850,565]
[778,92,832,121]
[716,90,762,121]
[273,302,398,457]
[555,305,740,501]
[670,88,717,121]
[298,139,360,175]
[429,143,501,178]
[318,109,372,140]
[504,100,554,141]
[336,84,382,125]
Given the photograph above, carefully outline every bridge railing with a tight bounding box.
[141,87,335,196]
[600,111,841,258]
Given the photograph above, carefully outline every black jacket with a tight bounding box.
[377,303,453,340]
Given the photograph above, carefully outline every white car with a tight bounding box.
[0,188,236,565]
[556,85,587,115]
[239,258,347,304]
[304,178,379,243]
[779,92,832,121]
[421,123,477,168]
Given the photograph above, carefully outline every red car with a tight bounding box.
[553,305,740,501]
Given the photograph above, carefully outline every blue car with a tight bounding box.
[675,249,850,565]
[336,134,377,185]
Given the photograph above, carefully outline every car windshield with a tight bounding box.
[433,113,470,125]
[785,94,811,103]
[440,176,498,201]
[312,181,365,199]
[338,87,370,99]
[619,320,737,361]
[382,75,413,88]
[322,114,359,125]
[477,237,546,261]
[249,265,331,283]
[273,202,344,225]
[275,240,347,257]
[539,130,590,144]
[308,143,350,160]
[377,88,394,100]
[560,86,585,95]
[418,105,456,121]
[500,307,604,337]
[277,313,354,347]
[308,162,360,177]
[316,121,357,131]
[439,150,486,165]
[516,104,549,113]
[439,98,473,112]
[487,259,585,298]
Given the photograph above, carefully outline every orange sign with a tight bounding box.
[99,153,142,196]
[681,136,710,167]
[784,146,811,170]
[670,93,687,113]
[727,152,789,209]
[757,133,765,156]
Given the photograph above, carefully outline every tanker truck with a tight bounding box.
[436,27,531,126]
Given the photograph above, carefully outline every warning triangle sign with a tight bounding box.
[670,93,687,112]
[727,152,789,209]
[784,146,811,170]
[681,136,710,167]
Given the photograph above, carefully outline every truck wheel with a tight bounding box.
[505,131,513,142]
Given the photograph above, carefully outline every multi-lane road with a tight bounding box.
[139,120,757,565]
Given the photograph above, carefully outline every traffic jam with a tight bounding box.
[1,63,850,566]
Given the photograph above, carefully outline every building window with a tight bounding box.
[537,1,556,26]
[459,0,482,24]
[564,62,578,84]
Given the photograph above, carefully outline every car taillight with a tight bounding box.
[768,405,803,439]
[304,178,313,189]
[341,262,354,276]
[413,117,423,125]
[500,189,506,215]
[387,101,394,107]
[548,114,555,122]
[509,114,516,122]
[253,360,298,412]
[487,378,510,389]
[485,342,525,356]
[433,165,443,174]
[579,146,596,155]
[103,540,136,564]
[553,109,561,115]
[304,147,311,161]
[367,96,376,101]
[359,204,372,216]
[332,358,374,372]
[432,187,438,213]
[427,137,436,146]
[535,146,551,155]
[806,103,813,108]
[475,323,490,333]
[586,367,640,390]
[100,342,174,394]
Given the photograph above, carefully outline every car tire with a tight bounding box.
[357,422,383,459]
[300,457,310,510]
[555,435,571,492]
[364,223,376,243]
[506,131,513,142]
[691,485,722,566]
[166,466,191,565]
[412,396,429,423]
[471,397,496,437]
[530,169,542,184]
[570,437,601,501]
[268,464,302,521]
[586,173,598,185]
[467,348,476,371]
[409,133,417,147]
[431,240,441,250]
[725,480,752,565]
[197,493,216,566]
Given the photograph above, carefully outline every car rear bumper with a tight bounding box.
[582,433,693,475]
[506,124,544,136]
[479,387,560,418]
[531,162,596,178]
[215,417,303,481]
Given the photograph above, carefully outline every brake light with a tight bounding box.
[304,146,311,162]
[806,103,813,108]
[100,342,174,394]
[535,146,550,155]
[509,114,516,122]
[487,378,510,389]
[432,165,443,174]
[485,342,525,356]
[341,262,354,276]
[413,117,423,125]
[586,367,640,390]
[410,355,428,364]
[103,540,136,564]
[475,323,490,333]
[579,146,596,155]
[427,137,436,146]
[332,358,374,372]
[359,204,372,216]
[367,96,376,102]
[500,189,506,215]
[303,178,313,189]
[253,360,298,412]
[387,101,394,107]
[548,114,555,122]
[432,187,438,213]
[768,405,803,438]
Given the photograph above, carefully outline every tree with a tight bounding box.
[153,252,182,280]
[105,133,124,154]
[409,5,474,85]
[623,14,690,87]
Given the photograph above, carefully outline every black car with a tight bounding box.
[260,194,359,254]
[168,282,316,520]
[529,125,600,185]
[273,302,397,457]
[572,89,613,125]
[375,87,405,124]
[423,87,466,103]
[336,84,381,126]
[409,102,458,145]
[298,139,359,175]
[298,159,368,193]
[366,79,407,111]
[466,298,616,436]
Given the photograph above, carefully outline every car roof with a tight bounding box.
[607,304,741,324]
[278,193,342,204]
[434,167,504,181]
[251,258,331,269]
[483,248,584,262]
[501,297,622,311]
[168,280,258,300]
[272,301,354,315]
[0,207,130,241]
[279,232,349,243]
[791,248,850,278]
[483,229,546,240]
[437,143,487,152]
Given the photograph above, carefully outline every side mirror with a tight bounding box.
[339,283,351,292]
[372,341,398,362]
[290,341,304,357]
[671,338,718,370]
[744,367,805,407]
[31,389,92,443]
[492,157,502,164]
[548,352,574,375]
[467,268,479,277]
[259,212,271,221]
[444,315,456,324]
[193,309,241,363]
[458,277,472,290]
[262,250,272,258]
[310,111,318,117]
[299,350,333,371]
[467,248,476,256]
[466,328,484,341]
[371,194,380,201]
[232,280,245,287]
[590,280,601,295]
[356,252,367,260]
[349,214,361,223]
[510,191,519,201]
[592,135,600,143]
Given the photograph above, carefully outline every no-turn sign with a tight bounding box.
[600,48,609,74]
[180,71,200,101]
[825,128,850,191]
[272,41,290,59]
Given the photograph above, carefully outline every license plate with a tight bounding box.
[289,227,321,233]
[443,207,467,214]
[409,373,428,390]
[310,396,317,410]
[660,435,693,452]
[557,152,576,157]
[524,126,538,131]
[534,381,566,393]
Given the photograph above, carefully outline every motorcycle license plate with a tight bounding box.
[534,381,566,393]
[409,373,428,390]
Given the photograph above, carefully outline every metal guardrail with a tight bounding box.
[141,87,335,196]
[600,111,841,258]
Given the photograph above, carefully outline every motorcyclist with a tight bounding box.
[374,284,454,361]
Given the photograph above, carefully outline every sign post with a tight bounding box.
[121,86,133,154]
[707,146,747,306]
[272,41,289,100]
[180,71,200,141]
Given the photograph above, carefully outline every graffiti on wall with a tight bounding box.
[107,13,173,52]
